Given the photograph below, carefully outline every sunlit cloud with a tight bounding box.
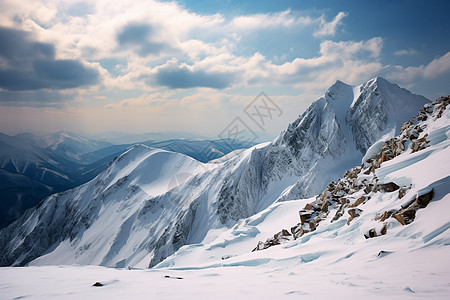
[230,9,314,30]
[386,51,450,82]
[314,11,348,37]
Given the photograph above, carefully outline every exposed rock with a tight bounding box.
[398,186,410,199]
[380,223,388,235]
[417,190,434,208]
[164,275,183,280]
[349,196,366,208]
[393,209,416,226]
[364,228,378,239]
[377,250,392,258]
[253,228,293,251]
[348,208,362,218]
[299,210,313,225]
[309,220,317,232]
[378,182,400,193]
[376,210,394,222]
[347,208,362,225]
[92,282,103,287]
[393,190,434,226]
[253,241,266,252]
[364,184,373,194]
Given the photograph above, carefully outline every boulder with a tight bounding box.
[417,190,434,208]
[379,182,400,193]
[298,210,313,225]
[364,228,377,239]
[380,223,388,235]
[393,209,416,225]
[349,196,366,208]
[377,210,393,222]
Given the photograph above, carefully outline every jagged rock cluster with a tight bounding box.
[253,96,449,251]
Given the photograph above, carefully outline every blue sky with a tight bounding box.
[0,0,449,137]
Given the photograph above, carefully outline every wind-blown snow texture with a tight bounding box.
[0,77,430,269]
[1,96,449,299]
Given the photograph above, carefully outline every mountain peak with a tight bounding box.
[325,80,352,101]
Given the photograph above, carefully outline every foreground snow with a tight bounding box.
[1,202,449,300]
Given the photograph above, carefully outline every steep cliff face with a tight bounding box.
[0,77,430,268]
[276,77,429,201]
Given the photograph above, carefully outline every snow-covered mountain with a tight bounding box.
[88,131,275,145]
[0,77,430,268]
[0,132,251,229]
[155,96,450,281]
[87,131,210,145]
[0,132,94,228]
[1,96,449,299]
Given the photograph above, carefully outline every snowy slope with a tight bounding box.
[0,132,92,228]
[0,96,449,299]
[0,77,430,268]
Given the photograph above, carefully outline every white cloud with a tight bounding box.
[386,51,450,83]
[394,49,419,56]
[240,37,384,89]
[230,9,314,30]
[105,92,175,109]
[0,1,363,94]
[314,11,348,37]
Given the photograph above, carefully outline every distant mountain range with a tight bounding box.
[87,131,276,145]
[0,131,254,228]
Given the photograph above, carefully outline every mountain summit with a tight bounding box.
[275,77,429,201]
[0,77,430,268]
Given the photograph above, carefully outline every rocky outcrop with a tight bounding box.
[253,96,448,251]
[252,229,293,251]
[393,190,434,226]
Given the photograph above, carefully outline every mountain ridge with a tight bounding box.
[0,77,431,268]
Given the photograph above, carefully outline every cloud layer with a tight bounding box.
[0,0,448,135]
[0,26,99,92]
